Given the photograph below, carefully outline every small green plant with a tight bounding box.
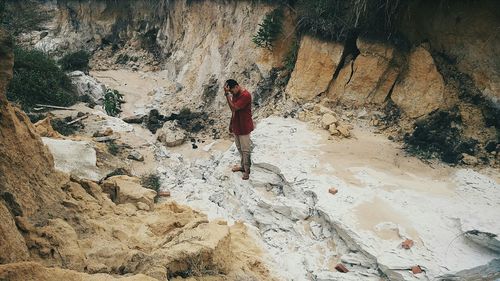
[252,8,284,50]
[140,173,161,203]
[107,141,120,155]
[103,89,123,117]
[7,47,77,110]
[59,50,91,72]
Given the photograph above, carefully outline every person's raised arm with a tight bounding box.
[224,84,237,112]
[224,84,249,111]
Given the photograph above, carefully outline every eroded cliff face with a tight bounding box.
[0,28,276,281]
[22,0,291,110]
[399,0,500,105]
[18,0,499,110]
[284,1,499,165]
[0,28,66,264]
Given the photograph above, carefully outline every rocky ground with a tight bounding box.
[2,0,499,279]
[22,68,498,281]
[0,31,277,281]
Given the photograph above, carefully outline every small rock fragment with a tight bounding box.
[328,124,338,135]
[461,153,478,166]
[401,239,414,249]
[158,191,171,197]
[127,150,144,161]
[321,113,338,129]
[93,127,113,137]
[136,202,150,211]
[411,265,422,274]
[335,263,349,273]
[328,188,338,195]
[122,114,145,124]
[337,124,351,138]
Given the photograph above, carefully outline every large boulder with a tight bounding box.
[41,138,103,181]
[286,35,343,101]
[156,120,186,147]
[328,38,399,105]
[391,46,445,118]
[101,175,156,210]
[68,71,106,104]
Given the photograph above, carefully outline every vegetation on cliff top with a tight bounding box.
[7,47,78,109]
[0,0,51,35]
[253,0,404,45]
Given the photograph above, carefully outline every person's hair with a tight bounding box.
[226,79,239,89]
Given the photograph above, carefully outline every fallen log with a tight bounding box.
[35,104,75,111]
[66,114,89,125]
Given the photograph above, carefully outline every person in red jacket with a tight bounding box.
[223,79,254,180]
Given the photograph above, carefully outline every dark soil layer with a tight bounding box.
[404,108,478,164]
[145,108,212,135]
[403,51,498,165]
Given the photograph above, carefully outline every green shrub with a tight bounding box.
[103,88,123,116]
[59,50,91,72]
[107,141,120,155]
[140,173,161,203]
[27,113,46,124]
[252,8,284,50]
[7,47,77,110]
[50,118,78,136]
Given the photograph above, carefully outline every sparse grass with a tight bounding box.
[294,0,404,41]
[167,252,221,279]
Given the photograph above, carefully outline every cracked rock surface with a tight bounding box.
[157,117,500,281]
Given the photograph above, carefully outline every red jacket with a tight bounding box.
[231,90,254,135]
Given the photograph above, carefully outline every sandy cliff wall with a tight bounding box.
[0,27,275,281]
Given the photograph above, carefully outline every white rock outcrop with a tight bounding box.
[42,138,103,181]
[68,71,106,104]
[156,117,500,281]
